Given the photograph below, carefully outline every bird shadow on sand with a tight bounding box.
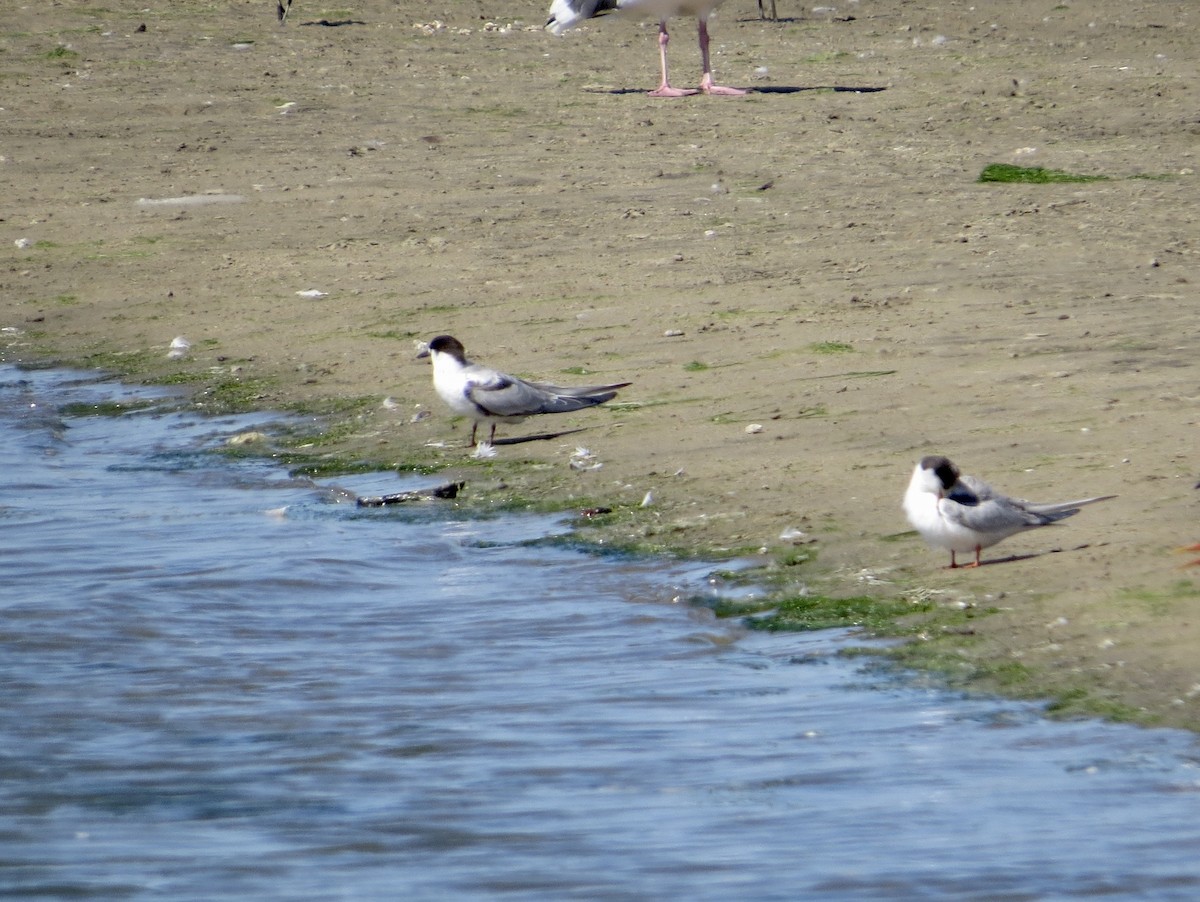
[589,85,887,96]
[298,19,367,27]
[491,428,588,446]
[734,14,859,23]
[969,542,1107,568]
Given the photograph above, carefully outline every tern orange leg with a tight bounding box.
[948,546,983,569]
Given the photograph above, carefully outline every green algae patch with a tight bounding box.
[855,604,1165,727]
[528,504,765,561]
[534,527,747,562]
[45,45,79,62]
[189,378,277,414]
[1043,689,1152,726]
[710,592,935,632]
[1116,580,1200,617]
[978,163,1108,184]
[809,341,855,355]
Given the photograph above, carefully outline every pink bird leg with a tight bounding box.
[648,23,699,97]
[697,18,745,95]
[646,18,745,98]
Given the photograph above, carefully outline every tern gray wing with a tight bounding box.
[941,497,1069,537]
[957,474,1115,516]
[526,380,631,399]
[466,376,621,418]
[465,374,546,417]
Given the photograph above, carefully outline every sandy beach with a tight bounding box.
[3,0,1197,728]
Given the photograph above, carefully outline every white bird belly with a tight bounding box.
[905,494,990,553]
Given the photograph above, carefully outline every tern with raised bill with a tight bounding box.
[421,335,631,447]
[546,0,745,98]
[903,455,1116,569]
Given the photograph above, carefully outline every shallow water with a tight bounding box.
[1,365,1198,900]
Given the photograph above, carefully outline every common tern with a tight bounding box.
[421,335,630,446]
[903,455,1116,569]
[546,0,745,98]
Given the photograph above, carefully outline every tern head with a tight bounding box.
[914,455,960,496]
[425,335,467,363]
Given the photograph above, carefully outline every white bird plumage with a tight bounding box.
[546,0,745,97]
[903,455,1116,568]
[422,335,630,447]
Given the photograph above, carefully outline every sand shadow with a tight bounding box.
[298,19,367,27]
[753,85,887,94]
[969,542,1107,568]
[492,428,588,446]
[589,85,887,96]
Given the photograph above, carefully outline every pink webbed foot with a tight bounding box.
[648,83,699,97]
[700,78,746,96]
